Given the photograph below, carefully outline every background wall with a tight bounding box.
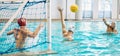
[51,0,75,19]
[51,0,119,20]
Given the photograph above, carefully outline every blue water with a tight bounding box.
[50,21,120,56]
[0,21,120,56]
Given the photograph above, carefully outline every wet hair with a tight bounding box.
[68,30,73,33]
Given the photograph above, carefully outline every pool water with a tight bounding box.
[50,21,120,56]
[0,21,120,56]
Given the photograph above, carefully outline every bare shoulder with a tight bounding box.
[25,28,29,31]
[114,29,117,32]
[67,36,73,41]
[25,28,33,33]
[63,32,68,36]
[114,29,118,34]
[19,28,30,34]
[12,28,19,32]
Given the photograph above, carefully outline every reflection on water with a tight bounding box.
[52,21,120,56]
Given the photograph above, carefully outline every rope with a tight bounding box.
[20,2,27,18]
[0,1,46,10]
[0,25,47,55]
[0,41,49,55]
[26,0,46,8]
[20,0,46,17]
[0,0,48,55]
[0,1,23,4]
[0,41,15,55]
[0,0,29,37]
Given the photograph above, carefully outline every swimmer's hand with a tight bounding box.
[32,24,44,38]
[40,24,44,27]
[103,18,106,21]
[57,7,63,12]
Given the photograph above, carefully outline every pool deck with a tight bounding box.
[2,50,56,56]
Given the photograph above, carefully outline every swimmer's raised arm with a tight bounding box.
[32,24,43,37]
[58,7,67,34]
[20,24,43,38]
[114,30,118,34]
[103,18,110,26]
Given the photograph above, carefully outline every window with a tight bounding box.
[98,0,112,18]
[82,0,93,19]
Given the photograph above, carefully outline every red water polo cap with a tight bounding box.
[17,18,26,26]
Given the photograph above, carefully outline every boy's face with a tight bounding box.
[68,31,73,36]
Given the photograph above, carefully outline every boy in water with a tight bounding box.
[103,18,118,34]
[58,7,73,41]
[7,18,43,49]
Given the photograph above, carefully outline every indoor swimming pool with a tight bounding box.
[51,21,120,56]
[0,21,120,56]
[0,22,48,55]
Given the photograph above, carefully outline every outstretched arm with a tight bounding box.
[20,24,43,38]
[103,18,110,26]
[32,24,43,37]
[7,30,14,35]
[58,7,67,34]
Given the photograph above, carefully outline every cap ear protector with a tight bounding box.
[17,18,26,26]
[68,30,73,33]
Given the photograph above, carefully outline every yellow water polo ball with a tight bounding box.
[70,4,78,13]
